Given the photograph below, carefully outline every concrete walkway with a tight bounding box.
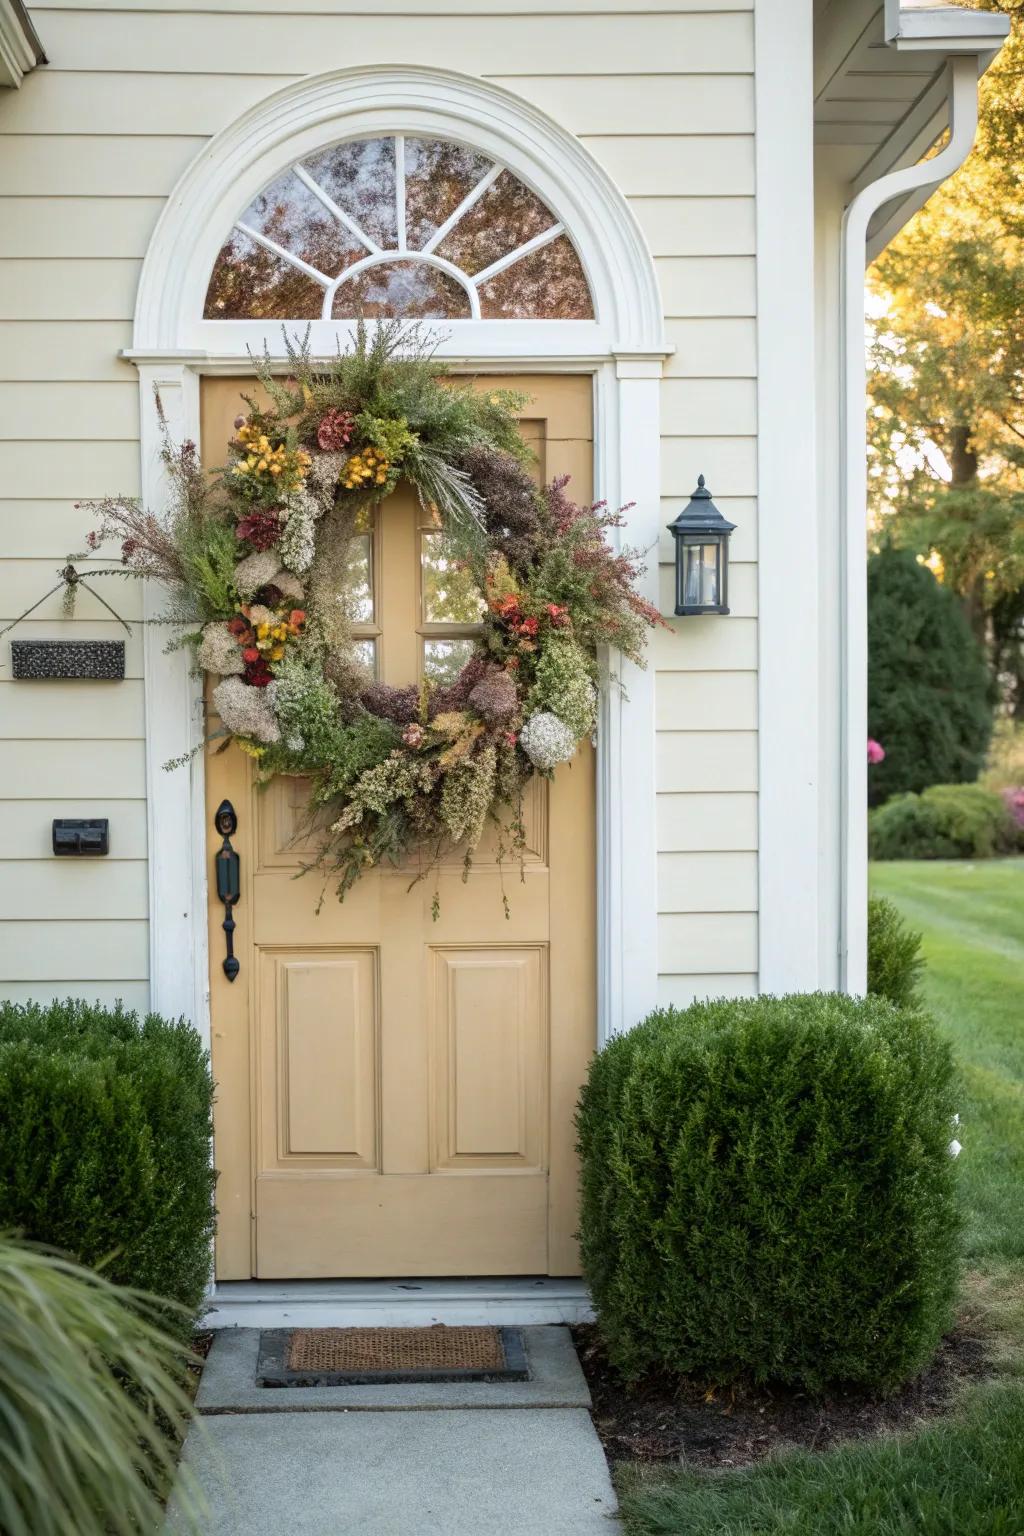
[171,1327,619,1535]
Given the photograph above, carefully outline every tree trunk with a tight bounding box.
[949,424,978,486]
[948,424,988,641]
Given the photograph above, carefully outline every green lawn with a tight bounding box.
[620,858,1024,1536]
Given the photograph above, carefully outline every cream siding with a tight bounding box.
[0,0,757,1015]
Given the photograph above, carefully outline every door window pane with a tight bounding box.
[345,532,374,623]
[352,638,377,677]
[423,638,478,685]
[421,532,486,624]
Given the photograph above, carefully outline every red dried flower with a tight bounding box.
[236,510,282,551]
[242,647,260,664]
[244,656,274,687]
[317,408,355,452]
[518,616,539,637]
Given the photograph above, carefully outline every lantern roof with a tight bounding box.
[667,476,737,539]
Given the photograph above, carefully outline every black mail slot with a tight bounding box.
[53,819,109,856]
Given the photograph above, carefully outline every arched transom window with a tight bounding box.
[204,135,594,322]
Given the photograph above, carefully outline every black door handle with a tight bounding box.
[214,799,241,982]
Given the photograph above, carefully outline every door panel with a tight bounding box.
[430,946,546,1170]
[204,373,595,1279]
[259,949,378,1166]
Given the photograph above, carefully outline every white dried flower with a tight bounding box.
[247,603,276,629]
[519,711,577,771]
[196,621,243,676]
[274,570,305,601]
[279,491,318,574]
[306,451,345,512]
[212,676,280,744]
[234,548,282,599]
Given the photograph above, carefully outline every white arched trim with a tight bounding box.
[132,65,665,358]
[129,65,667,1060]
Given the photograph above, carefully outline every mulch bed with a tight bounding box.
[571,1323,992,1469]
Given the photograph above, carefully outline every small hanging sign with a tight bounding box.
[11,640,126,681]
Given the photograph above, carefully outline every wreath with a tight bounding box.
[85,325,662,902]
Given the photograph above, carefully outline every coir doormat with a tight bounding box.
[257,1324,530,1386]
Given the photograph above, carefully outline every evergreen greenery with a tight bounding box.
[867,896,925,1009]
[869,783,1022,861]
[868,546,994,804]
[0,1000,215,1332]
[576,994,960,1393]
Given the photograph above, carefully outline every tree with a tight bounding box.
[868,1,1024,715]
[867,547,994,804]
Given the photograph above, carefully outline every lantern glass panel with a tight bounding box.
[682,541,721,610]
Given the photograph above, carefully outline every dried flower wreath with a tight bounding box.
[85,325,662,903]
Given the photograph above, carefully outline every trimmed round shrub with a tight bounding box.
[0,999,215,1331]
[867,896,925,1009]
[868,546,993,805]
[576,994,960,1393]
[869,782,1022,860]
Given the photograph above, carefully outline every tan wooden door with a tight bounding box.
[202,375,595,1279]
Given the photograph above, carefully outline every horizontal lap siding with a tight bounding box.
[0,2,756,1012]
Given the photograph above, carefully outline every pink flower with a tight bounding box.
[867,739,886,765]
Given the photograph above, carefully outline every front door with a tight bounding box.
[202,375,596,1279]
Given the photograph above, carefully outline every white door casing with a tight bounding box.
[126,65,668,1048]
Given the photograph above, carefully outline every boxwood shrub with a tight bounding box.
[576,994,960,1393]
[0,999,215,1330]
[868,783,1022,861]
[867,896,925,1010]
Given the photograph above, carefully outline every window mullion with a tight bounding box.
[395,134,407,253]
[420,162,503,256]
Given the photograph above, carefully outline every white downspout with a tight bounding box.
[840,54,981,994]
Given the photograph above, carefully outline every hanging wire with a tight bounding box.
[0,559,133,660]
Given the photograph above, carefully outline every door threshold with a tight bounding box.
[203,1277,594,1330]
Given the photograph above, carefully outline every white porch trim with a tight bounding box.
[129,65,668,1054]
[754,0,822,993]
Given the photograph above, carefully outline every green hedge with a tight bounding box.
[868,783,1022,861]
[576,994,960,1393]
[867,546,994,805]
[0,999,215,1329]
[867,896,925,1009]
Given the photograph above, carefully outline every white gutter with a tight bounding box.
[839,53,981,994]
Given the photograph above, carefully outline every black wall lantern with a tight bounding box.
[667,475,736,616]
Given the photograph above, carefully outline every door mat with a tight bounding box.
[256,1325,530,1387]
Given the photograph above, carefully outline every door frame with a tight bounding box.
[126,65,669,1052]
